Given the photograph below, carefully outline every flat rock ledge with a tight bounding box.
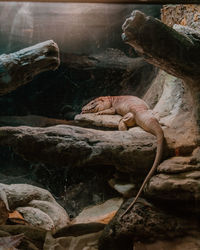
[145,147,200,210]
[0,125,161,173]
[74,113,121,129]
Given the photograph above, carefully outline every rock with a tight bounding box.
[75,113,121,129]
[161,5,200,32]
[98,199,200,250]
[108,178,135,197]
[73,198,123,225]
[144,147,200,206]
[143,70,166,109]
[0,183,70,230]
[0,183,55,209]
[0,125,161,174]
[139,147,200,213]
[28,200,69,230]
[16,207,54,231]
[145,70,197,153]
[157,156,200,174]
[146,171,200,202]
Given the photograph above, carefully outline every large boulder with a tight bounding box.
[0,125,161,173]
[98,199,200,250]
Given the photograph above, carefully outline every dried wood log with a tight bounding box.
[122,10,200,81]
[0,40,60,95]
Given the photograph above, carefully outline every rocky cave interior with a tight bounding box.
[0,2,200,250]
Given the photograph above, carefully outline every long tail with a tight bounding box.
[120,120,164,218]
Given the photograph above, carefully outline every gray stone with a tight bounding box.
[28,200,70,230]
[145,148,200,203]
[0,183,70,230]
[0,125,160,174]
[157,156,200,174]
[146,171,200,201]
[17,206,55,231]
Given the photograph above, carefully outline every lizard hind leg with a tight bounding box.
[118,112,135,131]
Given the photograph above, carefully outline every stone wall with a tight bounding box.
[161,4,200,31]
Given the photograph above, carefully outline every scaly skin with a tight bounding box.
[82,96,164,218]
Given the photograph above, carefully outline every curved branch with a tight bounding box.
[122,11,200,80]
[0,40,60,95]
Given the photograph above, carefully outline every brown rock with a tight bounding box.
[145,148,200,206]
[0,125,161,174]
[74,113,121,129]
[98,199,200,250]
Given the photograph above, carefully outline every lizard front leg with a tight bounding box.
[118,112,135,131]
[96,107,116,115]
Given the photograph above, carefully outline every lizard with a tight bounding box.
[81,96,164,218]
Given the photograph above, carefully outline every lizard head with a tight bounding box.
[81,96,111,114]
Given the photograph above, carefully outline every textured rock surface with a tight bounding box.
[161,4,200,32]
[0,125,161,173]
[145,147,200,206]
[17,206,55,231]
[0,183,70,230]
[98,199,200,250]
[75,113,121,129]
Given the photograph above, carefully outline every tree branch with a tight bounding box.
[122,10,200,80]
[0,40,60,95]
